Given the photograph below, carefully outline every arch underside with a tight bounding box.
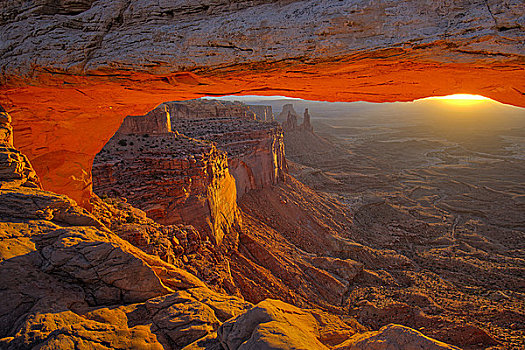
[1,0,524,206]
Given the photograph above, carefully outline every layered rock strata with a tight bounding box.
[165,99,287,199]
[118,105,172,135]
[1,0,523,204]
[166,99,256,121]
[92,108,238,245]
[0,107,41,190]
[247,105,273,121]
[0,108,461,349]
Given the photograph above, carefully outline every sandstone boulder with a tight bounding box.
[126,288,252,349]
[1,310,163,350]
[335,324,462,350]
[218,299,330,350]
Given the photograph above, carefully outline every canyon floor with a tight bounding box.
[281,104,525,349]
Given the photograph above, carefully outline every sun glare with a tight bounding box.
[420,94,492,106]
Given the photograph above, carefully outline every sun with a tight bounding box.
[420,94,492,106]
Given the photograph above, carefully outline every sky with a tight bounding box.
[205,94,525,129]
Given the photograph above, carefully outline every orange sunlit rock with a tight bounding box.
[1,56,524,207]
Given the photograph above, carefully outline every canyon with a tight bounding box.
[0,0,524,206]
[1,1,524,349]
[0,98,469,350]
[279,100,525,349]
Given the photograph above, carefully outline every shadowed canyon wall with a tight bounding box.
[1,0,524,206]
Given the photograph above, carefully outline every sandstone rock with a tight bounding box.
[40,234,172,305]
[182,332,223,350]
[281,105,313,133]
[0,108,41,189]
[125,287,252,349]
[165,99,287,199]
[91,196,185,265]
[218,299,329,350]
[0,120,209,347]
[0,123,251,350]
[247,105,273,122]
[1,310,164,350]
[1,1,523,205]
[166,99,256,121]
[92,114,239,245]
[0,219,188,336]
[282,111,298,132]
[0,148,41,189]
[276,104,300,123]
[0,187,102,227]
[301,108,313,133]
[335,324,462,350]
[2,285,252,350]
[0,106,13,146]
[308,256,363,283]
[0,110,469,350]
[118,105,172,135]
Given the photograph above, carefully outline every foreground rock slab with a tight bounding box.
[335,324,462,350]
[218,299,331,350]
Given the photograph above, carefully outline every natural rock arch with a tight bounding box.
[1,0,524,207]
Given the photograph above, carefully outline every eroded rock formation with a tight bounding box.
[277,104,300,123]
[0,106,41,190]
[336,324,462,350]
[92,107,239,245]
[0,107,495,349]
[1,106,466,350]
[0,109,325,349]
[302,108,313,132]
[247,105,273,121]
[282,111,299,131]
[165,99,286,199]
[93,99,288,242]
[1,0,523,205]
[281,105,315,133]
[0,1,524,348]
[118,105,172,135]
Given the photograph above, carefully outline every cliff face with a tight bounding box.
[167,99,256,120]
[166,99,287,199]
[1,0,523,205]
[92,109,239,245]
[118,105,172,135]
[247,105,273,121]
[93,99,286,241]
[227,128,286,200]
[0,108,498,350]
